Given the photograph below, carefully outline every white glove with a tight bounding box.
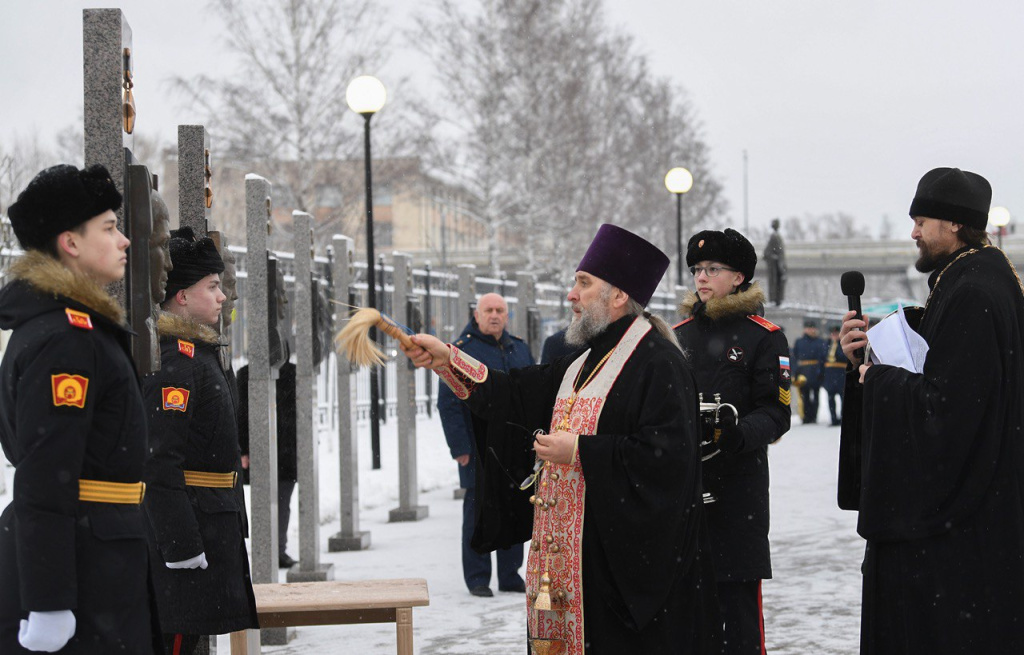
[166,552,209,570]
[18,610,76,652]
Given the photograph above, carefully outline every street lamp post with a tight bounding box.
[990,206,1011,250]
[347,75,387,470]
[664,167,694,285]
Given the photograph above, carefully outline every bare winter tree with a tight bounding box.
[171,0,435,249]
[782,212,872,242]
[415,0,727,281]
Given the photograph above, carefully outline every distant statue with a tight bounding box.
[764,218,787,305]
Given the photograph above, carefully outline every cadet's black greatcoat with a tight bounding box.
[142,313,258,635]
[839,245,1024,654]
[674,283,791,582]
[0,252,155,654]
[467,314,722,654]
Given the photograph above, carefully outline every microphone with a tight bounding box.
[840,271,865,362]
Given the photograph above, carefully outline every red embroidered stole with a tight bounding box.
[526,316,652,654]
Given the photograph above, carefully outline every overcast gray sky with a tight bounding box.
[2,0,1021,237]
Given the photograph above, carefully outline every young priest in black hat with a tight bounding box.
[142,227,257,654]
[674,227,791,655]
[399,224,722,653]
[0,164,157,653]
[840,168,1024,653]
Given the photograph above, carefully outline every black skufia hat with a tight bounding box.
[908,167,991,230]
[165,226,225,297]
[7,164,122,251]
[686,228,757,282]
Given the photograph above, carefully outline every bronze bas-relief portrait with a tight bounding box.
[150,189,173,304]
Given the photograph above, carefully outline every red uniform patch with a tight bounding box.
[673,317,694,329]
[747,315,781,332]
[178,340,195,358]
[162,387,190,412]
[65,308,93,330]
[52,374,89,408]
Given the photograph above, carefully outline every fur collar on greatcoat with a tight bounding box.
[9,250,125,325]
[155,310,220,345]
[678,281,766,323]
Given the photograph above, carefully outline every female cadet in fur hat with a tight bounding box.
[674,227,792,655]
[0,164,158,653]
[141,227,258,654]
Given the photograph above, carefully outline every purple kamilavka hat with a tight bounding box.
[576,224,669,307]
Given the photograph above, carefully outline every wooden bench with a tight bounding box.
[229,578,430,655]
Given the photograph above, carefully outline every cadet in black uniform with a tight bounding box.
[674,228,792,655]
[0,164,156,654]
[142,228,258,655]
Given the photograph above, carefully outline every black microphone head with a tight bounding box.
[841,271,865,296]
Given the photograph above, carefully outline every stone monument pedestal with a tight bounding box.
[260,627,295,646]
[286,562,335,583]
[329,530,372,552]
[388,506,429,523]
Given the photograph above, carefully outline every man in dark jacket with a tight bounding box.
[142,228,258,654]
[822,325,848,426]
[237,352,299,569]
[0,164,156,654]
[402,224,722,654]
[839,167,1024,654]
[675,228,791,654]
[791,320,826,423]
[438,292,534,597]
[540,326,578,364]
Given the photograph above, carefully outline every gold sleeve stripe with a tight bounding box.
[183,470,238,488]
[78,479,146,504]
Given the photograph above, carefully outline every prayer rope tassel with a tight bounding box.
[334,307,415,367]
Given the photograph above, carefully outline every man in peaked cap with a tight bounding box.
[839,168,1024,653]
[399,224,722,653]
[142,227,258,654]
[0,164,158,653]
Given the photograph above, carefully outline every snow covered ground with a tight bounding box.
[250,399,864,654]
[0,403,864,654]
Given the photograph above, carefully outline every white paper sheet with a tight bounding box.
[866,304,929,373]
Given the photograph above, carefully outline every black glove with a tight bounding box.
[716,404,738,430]
[715,404,742,453]
[699,411,720,461]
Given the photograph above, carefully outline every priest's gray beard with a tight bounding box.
[565,286,614,346]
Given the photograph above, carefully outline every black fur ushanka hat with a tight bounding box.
[7,164,122,251]
[165,226,225,297]
[685,228,757,282]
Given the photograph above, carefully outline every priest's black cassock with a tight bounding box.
[839,245,1024,654]
[462,314,722,653]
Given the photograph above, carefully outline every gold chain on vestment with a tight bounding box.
[923,245,1024,322]
[555,348,615,431]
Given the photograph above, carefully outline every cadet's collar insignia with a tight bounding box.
[178,340,195,358]
[779,355,791,381]
[65,308,93,330]
[727,346,744,362]
[162,387,190,412]
[52,373,89,409]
